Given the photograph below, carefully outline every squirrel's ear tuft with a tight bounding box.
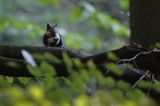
[54,24,57,27]
[47,23,51,30]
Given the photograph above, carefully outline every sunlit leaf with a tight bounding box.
[120,101,136,106]
[120,0,129,9]
[107,52,119,61]
[27,85,44,101]
[111,22,130,37]
[8,87,24,99]
[105,63,122,76]
[95,13,110,29]
[74,95,89,106]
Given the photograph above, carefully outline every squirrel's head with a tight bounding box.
[44,23,57,37]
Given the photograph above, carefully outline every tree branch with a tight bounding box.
[0,45,159,81]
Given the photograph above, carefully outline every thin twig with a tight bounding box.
[132,70,150,88]
[116,51,152,65]
[146,74,154,98]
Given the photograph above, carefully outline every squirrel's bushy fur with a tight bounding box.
[43,23,64,47]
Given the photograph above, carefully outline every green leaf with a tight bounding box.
[87,61,104,79]
[117,80,130,91]
[39,0,60,7]
[18,77,30,85]
[74,59,84,69]
[105,77,115,88]
[71,75,86,93]
[87,60,96,69]
[88,63,105,85]
[104,63,122,76]
[42,77,59,89]
[6,61,19,68]
[111,21,130,37]
[27,65,41,77]
[44,52,61,64]
[92,12,130,37]
[63,53,73,71]
[111,89,124,102]
[128,89,145,102]
[95,13,110,29]
[40,61,56,77]
[153,82,160,92]
[73,95,89,106]
[107,52,119,61]
[79,69,90,83]
[33,53,60,64]
[50,0,60,7]
[71,7,83,20]
[5,77,14,84]
[32,53,44,60]
[155,42,160,48]
[137,80,152,89]
[120,0,129,9]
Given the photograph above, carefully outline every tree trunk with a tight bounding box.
[130,0,160,48]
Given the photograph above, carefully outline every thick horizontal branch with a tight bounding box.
[0,45,91,59]
[0,53,152,83]
[0,45,159,81]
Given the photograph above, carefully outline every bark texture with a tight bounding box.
[130,0,160,48]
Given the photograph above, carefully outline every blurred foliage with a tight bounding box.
[0,52,157,106]
[154,42,160,49]
[0,0,158,105]
[0,0,129,53]
[0,1,157,105]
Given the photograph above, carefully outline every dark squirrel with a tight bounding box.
[43,23,64,47]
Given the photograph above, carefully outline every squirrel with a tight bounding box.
[43,23,64,47]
